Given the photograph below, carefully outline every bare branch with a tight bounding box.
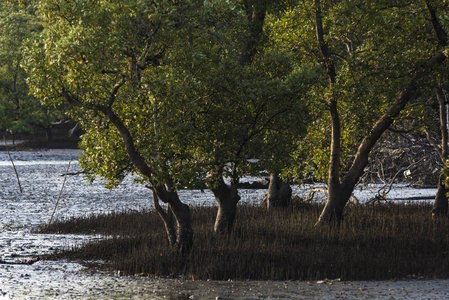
[424,128,443,160]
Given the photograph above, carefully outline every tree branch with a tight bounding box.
[342,52,447,189]
[436,86,448,161]
[97,104,154,180]
[424,128,443,160]
[61,89,83,107]
[0,80,14,93]
[426,1,448,47]
[108,77,126,107]
[314,0,341,187]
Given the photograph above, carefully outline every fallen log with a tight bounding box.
[367,195,435,204]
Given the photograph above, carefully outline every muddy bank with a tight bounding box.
[3,265,449,299]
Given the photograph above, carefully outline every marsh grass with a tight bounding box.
[40,203,449,281]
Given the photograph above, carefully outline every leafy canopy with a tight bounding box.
[269,0,449,181]
[25,0,310,189]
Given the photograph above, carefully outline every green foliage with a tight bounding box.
[269,0,449,182]
[0,1,64,134]
[25,0,309,189]
[23,0,449,190]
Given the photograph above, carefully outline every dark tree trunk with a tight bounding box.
[45,126,53,142]
[156,187,193,253]
[316,183,353,224]
[150,187,176,246]
[238,0,267,66]
[432,87,448,219]
[432,173,448,218]
[171,201,193,252]
[262,174,292,209]
[211,180,241,233]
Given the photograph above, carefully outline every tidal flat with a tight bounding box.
[0,149,447,299]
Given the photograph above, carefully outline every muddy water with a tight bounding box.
[0,149,447,299]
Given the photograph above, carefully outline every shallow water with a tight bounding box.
[0,149,447,299]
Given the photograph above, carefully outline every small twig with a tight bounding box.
[371,157,427,203]
[48,161,71,226]
[304,188,328,202]
[3,136,22,193]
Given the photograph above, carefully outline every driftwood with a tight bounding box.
[367,195,435,204]
[49,161,71,226]
[0,257,40,265]
[399,196,435,200]
[61,170,92,176]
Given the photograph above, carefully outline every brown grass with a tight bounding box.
[40,203,449,281]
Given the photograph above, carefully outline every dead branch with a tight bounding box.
[3,136,22,193]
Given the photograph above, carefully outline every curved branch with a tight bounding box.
[108,76,126,107]
[425,128,443,160]
[342,52,447,190]
[97,104,154,180]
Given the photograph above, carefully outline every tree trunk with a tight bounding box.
[238,0,267,66]
[432,173,448,218]
[150,187,176,246]
[262,174,292,209]
[432,87,448,219]
[156,187,193,253]
[45,126,53,142]
[316,183,353,224]
[97,104,193,252]
[211,180,241,233]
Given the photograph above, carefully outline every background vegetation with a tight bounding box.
[0,1,67,142]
